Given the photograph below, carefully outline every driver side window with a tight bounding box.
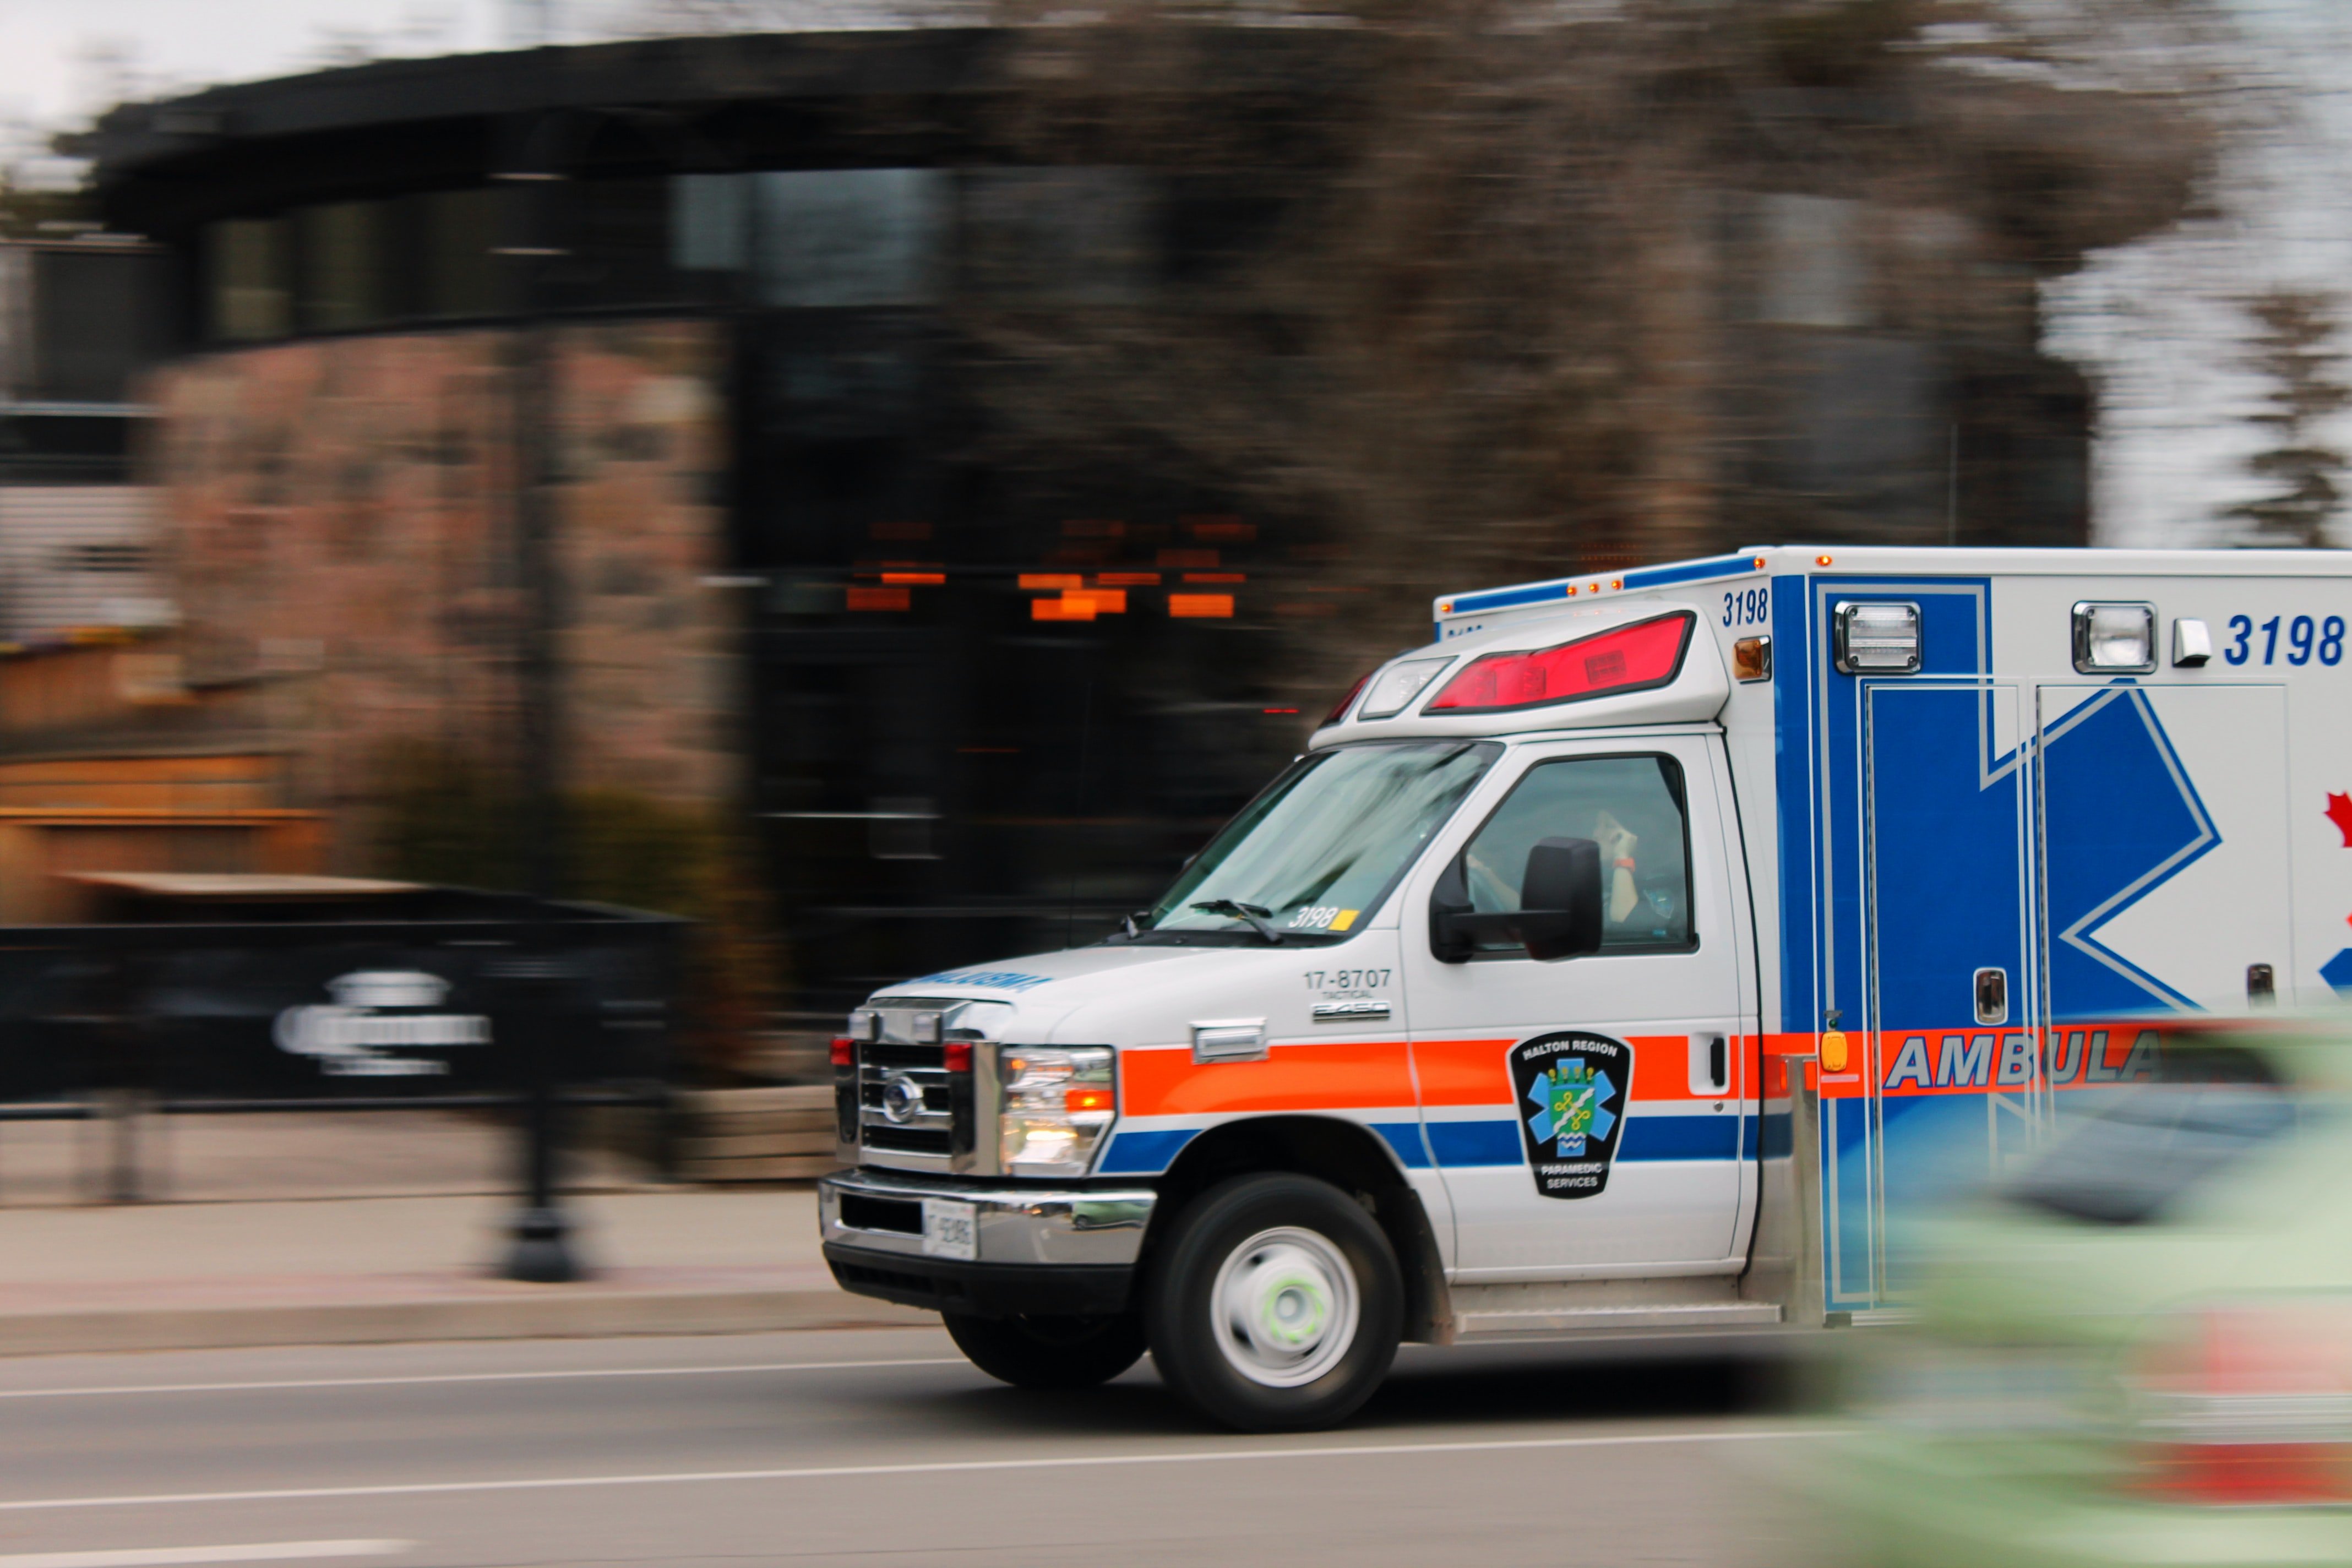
[1457,754,1694,954]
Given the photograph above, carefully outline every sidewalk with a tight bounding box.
[0,1112,930,1356]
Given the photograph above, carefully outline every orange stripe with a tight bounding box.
[1123,1041,1414,1117]
[1410,1035,1707,1107]
[1409,1037,1515,1107]
[1126,1032,1773,1118]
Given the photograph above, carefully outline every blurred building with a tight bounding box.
[53,28,2203,1021]
[0,234,173,642]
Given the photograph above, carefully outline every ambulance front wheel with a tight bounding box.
[943,1310,1147,1389]
[1142,1173,1403,1431]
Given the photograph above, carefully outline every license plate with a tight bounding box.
[922,1198,979,1261]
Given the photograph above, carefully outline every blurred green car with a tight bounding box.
[1811,1020,2352,1568]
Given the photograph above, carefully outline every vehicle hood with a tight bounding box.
[869,939,1371,1048]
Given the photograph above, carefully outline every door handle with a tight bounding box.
[1973,967,2008,1026]
[1688,1033,1729,1096]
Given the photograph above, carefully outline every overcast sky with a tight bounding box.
[2048,0,2352,547]
[0,2,504,137]
[3,0,2349,549]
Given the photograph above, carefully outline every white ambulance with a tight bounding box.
[818,546,2352,1429]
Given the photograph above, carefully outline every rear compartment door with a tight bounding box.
[1863,681,2037,1299]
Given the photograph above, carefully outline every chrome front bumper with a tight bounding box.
[818,1166,1158,1268]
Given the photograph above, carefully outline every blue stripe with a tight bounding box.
[1620,553,1761,590]
[1445,580,1572,615]
[1618,1114,1740,1161]
[1096,1128,1197,1174]
[1424,1114,1745,1167]
[1424,1120,1522,1167]
[1109,1114,1747,1176]
[1371,1121,1432,1169]
[1444,553,1761,618]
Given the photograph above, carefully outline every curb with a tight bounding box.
[0,1289,938,1357]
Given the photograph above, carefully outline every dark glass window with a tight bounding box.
[567,177,679,307]
[206,219,291,341]
[671,174,748,273]
[298,201,393,331]
[1456,754,1694,953]
[27,248,169,404]
[420,188,513,318]
[754,170,946,308]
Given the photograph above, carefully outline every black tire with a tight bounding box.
[943,1310,1148,1390]
[1142,1173,1403,1431]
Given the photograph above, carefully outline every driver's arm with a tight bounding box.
[1594,810,1640,924]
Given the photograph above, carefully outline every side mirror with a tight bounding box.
[1429,857,1474,963]
[1515,836,1603,961]
[1427,835,1604,964]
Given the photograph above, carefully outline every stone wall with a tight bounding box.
[144,320,738,867]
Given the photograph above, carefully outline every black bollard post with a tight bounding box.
[504,959,577,1282]
[496,100,580,1286]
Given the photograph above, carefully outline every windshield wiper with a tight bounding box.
[1190,899,1285,944]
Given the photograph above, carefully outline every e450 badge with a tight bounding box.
[1509,1032,1630,1200]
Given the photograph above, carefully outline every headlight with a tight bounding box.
[999,1046,1115,1177]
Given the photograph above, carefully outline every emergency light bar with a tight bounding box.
[1424,612,1694,714]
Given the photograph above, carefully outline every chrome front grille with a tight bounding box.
[858,1043,953,1157]
[842,997,1009,1171]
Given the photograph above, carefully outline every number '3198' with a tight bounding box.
[1721,587,1768,628]
[2223,614,2344,667]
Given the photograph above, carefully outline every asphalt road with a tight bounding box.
[0,1327,1831,1568]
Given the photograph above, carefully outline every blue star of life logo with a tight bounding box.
[1527,1061,1616,1158]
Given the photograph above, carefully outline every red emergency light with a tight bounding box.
[1425,611,1695,713]
[1321,669,1374,726]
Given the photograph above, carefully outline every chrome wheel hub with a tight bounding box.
[1209,1226,1359,1388]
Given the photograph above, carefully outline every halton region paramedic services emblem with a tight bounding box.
[1509,1032,1631,1200]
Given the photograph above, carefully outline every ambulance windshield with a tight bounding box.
[1141,741,1500,944]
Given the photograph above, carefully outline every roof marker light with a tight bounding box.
[1425,612,1695,714]
[1816,554,1835,567]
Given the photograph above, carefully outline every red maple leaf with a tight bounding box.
[2330,792,2352,848]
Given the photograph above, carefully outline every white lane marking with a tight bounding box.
[0,1542,409,1567]
[0,1428,1836,1513]
[0,1359,967,1401]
